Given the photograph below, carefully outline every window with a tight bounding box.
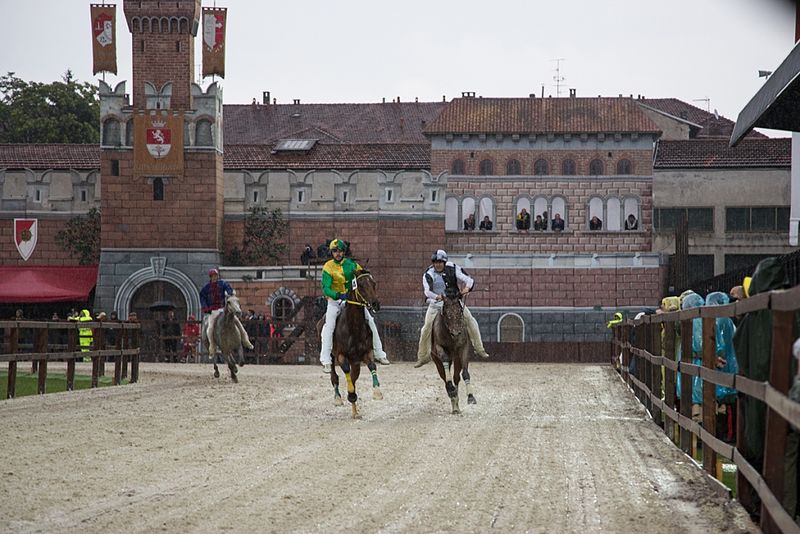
[589,159,604,176]
[111,159,120,176]
[253,190,260,203]
[272,296,295,322]
[125,120,134,146]
[431,189,439,203]
[533,196,548,221]
[342,190,349,203]
[533,159,549,176]
[80,189,88,203]
[498,314,524,342]
[386,188,393,202]
[562,159,576,175]
[445,197,459,231]
[688,255,715,284]
[153,178,164,201]
[478,196,494,225]
[506,159,521,175]
[623,198,639,230]
[725,254,772,272]
[616,159,632,175]
[655,208,713,232]
[479,159,493,176]
[607,198,622,231]
[102,118,121,146]
[588,197,603,229]
[34,188,43,203]
[297,189,305,203]
[551,197,567,228]
[462,197,476,227]
[451,159,465,175]
[725,207,789,233]
[196,119,213,146]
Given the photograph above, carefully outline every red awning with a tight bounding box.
[0,266,98,303]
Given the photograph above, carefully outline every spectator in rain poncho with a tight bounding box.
[676,292,704,412]
[705,291,738,404]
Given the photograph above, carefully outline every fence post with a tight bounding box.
[93,325,105,388]
[35,327,47,395]
[760,309,794,533]
[7,325,19,399]
[679,318,693,455]
[701,316,717,475]
[114,328,125,385]
[650,320,662,427]
[130,327,140,383]
[622,323,631,385]
[664,321,677,441]
[66,324,77,391]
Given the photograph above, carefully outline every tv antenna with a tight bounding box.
[551,58,566,97]
[692,97,710,113]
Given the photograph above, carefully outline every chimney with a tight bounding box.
[397,96,401,102]
[273,98,276,105]
[382,97,386,103]
[293,99,300,105]
[569,88,576,98]
[262,91,270,105]
[442,95,446,102]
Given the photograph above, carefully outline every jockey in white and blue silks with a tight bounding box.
[200,268,253,355]
[413,249,490,368]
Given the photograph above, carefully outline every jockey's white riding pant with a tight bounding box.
[416,300,486,359]
[319,298,386,365]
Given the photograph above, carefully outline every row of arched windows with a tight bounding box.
[445,195,641,231]
[101,118,214,147]
[452,157,633,176]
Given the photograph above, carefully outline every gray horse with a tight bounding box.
[202,293,247,383]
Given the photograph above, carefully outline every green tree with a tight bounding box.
[55,208,101,265]
[0,71,99,144]
[224,207,288,266]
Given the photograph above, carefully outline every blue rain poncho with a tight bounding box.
[676,292,704,404]
[705,291,738,403]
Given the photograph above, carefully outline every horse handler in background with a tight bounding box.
[200,268,253,355]
[319,238,390,373]
[414,249,490,368]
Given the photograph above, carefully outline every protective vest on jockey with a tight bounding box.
[424,263,462,299]
[321,256,361,299]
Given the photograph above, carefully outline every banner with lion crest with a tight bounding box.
[133,110,184,175]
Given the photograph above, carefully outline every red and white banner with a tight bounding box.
[202,7,227,78]
[14,219,38,261]
[90,4,117,75]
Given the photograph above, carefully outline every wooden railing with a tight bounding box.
[612,284,800,534]
[1,320,141,399]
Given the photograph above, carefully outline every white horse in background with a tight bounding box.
[203,292,253,383]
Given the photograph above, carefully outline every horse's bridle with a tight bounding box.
[346,273,376,312]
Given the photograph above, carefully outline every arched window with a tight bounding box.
[272,296,295,322]
[462,197,476,229]
[607,197,622,231]
[617,159,632,175]
[451,159,465,175]
[498,314,524,342]
[479,159,493,176]
[533,158,549,175]
[506,159,521,175]
[478,196,494,226]
[533,197,549,227]
[445,197,459,231]
[562,159,576,175]
[624,197,640,230]
[125,119,134,146]
[551,197,567,228]
[196,119,213,146]
[589,159,604,176]
[102,118,120,146]
[588,197,604,229]
[516,196,531,216]
[153,177,164,201]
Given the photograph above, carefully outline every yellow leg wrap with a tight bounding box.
[345,372,355,394]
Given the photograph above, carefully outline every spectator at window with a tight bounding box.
[552,213,565,232]
[589,216,603,230]
[463,213,476,231]
[300,243,315,265]
[533,215,546,231]
[516,208,531,231]
[625,214,638,230]
[479,215,493,231]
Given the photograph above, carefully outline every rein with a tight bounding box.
[346,273,374,309]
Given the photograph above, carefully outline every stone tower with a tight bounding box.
[95,0,224,319]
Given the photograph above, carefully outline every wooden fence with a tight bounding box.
[612,284,800,534]
[0,320,141,399]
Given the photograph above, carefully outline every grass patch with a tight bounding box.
[0,370,125,399]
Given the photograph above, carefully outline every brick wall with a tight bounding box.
[0,217,83,266]
[101,150,223,249]
[431,148,653,176]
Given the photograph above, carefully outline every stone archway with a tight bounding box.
[113,257,202,319]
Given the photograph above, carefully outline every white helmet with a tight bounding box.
[431,249,448,262]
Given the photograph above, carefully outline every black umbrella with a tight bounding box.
[148,300,176,312]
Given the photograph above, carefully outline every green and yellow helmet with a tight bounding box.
[329,239,347,252]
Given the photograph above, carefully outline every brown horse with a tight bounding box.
[316,271,383,418]
[430,288,474,414]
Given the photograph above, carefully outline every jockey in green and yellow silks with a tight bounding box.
[319,239,389,372]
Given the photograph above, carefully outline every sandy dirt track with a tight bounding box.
[0,362,756,533]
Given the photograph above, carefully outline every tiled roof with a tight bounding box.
[424,97,662,135]
[654,138,790,168]
[224,143,430,169]
[639,98,767,139]
[223,102,446,145]
[0,143,431,170]
[0,144,100,169]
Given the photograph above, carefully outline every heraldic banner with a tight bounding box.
[90,4,117,75]
[202,7,227,78]
[14,219,38,261]
[133,111,184,175]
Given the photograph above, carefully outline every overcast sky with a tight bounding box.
[1,0,796,128]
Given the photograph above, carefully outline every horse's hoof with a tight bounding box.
[468,394,477,405]
[372,388,383,400]
[334,396,344,406]
[231,374,238,383]
[451,408,461,415]
[213,370,220,378]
